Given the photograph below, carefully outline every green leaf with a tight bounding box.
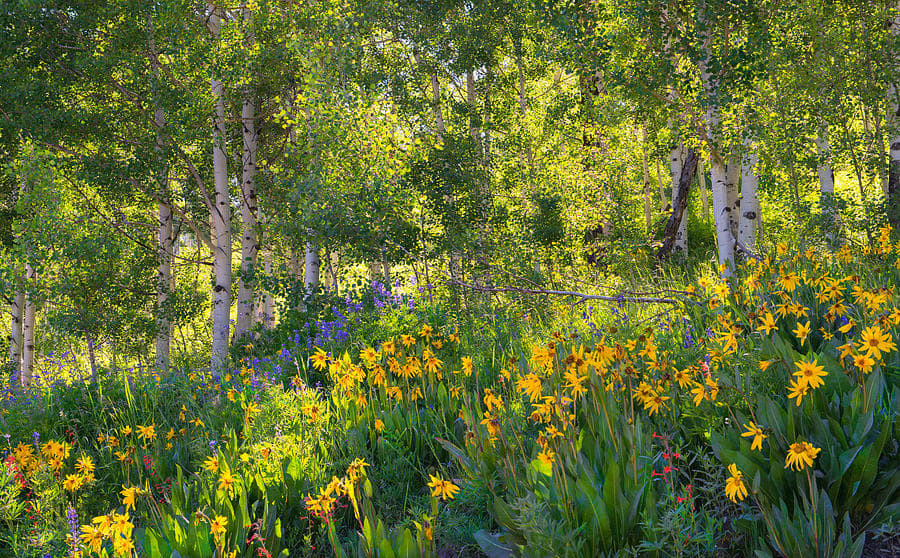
[529,457,552,477]
[473,530,513,558]
[396,528,417,558]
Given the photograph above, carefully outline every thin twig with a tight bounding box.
[446,280,684,305]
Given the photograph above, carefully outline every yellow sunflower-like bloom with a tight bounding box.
[725,463,748,502]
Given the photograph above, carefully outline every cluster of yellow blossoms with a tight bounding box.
[304,458,372,519]
[77,486,142,556]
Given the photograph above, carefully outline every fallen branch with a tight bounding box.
[657,147,699,259]
[734,239,764,261]
[446,280,688,305]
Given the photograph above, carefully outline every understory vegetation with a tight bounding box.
[1,235,900,557]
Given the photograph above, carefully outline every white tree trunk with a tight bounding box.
[290,248,302,280]
[815,125,835,196]
[234,98,258,341]
[642,125,652,231]
[516,47,534,171]
[152,104,172,370]
[655,158,668,210]
[414,53,446,140]
[262,250,273,327]
[328,249,340,291]
[725,159,740,235]
[150,15,172,372]
[815,124,839,241]
[738,140,759,252]
[875,103,889,196]
[209,6,231,370]
[710,158,735,275]
[669,142,687,253]
[467,69,479,142]
[887,1,900,225]
[156,201,172,370]
[21,262,35,386]
[8,291,23,371]
[304,241,319,294]
[381,247,391,285]
[698,7,733,276]
[698,159,710,222]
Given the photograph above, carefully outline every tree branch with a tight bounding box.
[445,280,687,305]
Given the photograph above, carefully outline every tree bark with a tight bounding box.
[467,69,479,143]
[874,101,889,197]
[152,117,172,372]
[304,241,320,294]
[655,157,668,210]
[698,158,710,223]
[515,44,534,172]
[642,124,652,231]
[738,139,759,252]
[724,159,740,236]
[87,335,98,386]
[156,201,173,370]
[8,291,23,373]
[658,148,698,258]
[888,0,900,226]
[669,141,688,252]
[697,1,734,276]
[234,97,258,342]
[710,156,735,274]
[414,53,446,140]
[21,261,35,386]
[381,247,391,285]
[260,249,273,327]
[290,248,302,280]
[815,123,838,241]
[149,13,172,372]
[209,5,231,370]
[329,250,340,291]
[815,124,836,196]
